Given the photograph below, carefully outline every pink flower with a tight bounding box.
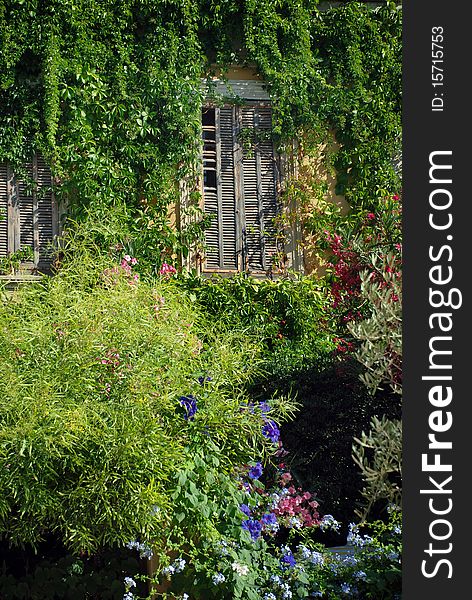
[130,257,138,265]
[123,254,131,262]
[366,213,375,220]
[159,262,177,276]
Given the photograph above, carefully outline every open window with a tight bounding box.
[201,102,280,275]
[0,155,58,274]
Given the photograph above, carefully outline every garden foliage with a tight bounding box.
[0,249,295,553]
[0,1,402,270]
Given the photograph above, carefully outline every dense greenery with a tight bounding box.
[0,1,402,596]
[0,1,401,270]
[0,249,297,553]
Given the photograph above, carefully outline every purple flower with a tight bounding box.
[240,504,251,517]
[179,395,197,420]
[242,519,262,541]
[262,420,280,444]
[259,401,271,413]
[281,552,296,568]
[198,375,212,385]
[248,462,263,480]
[261,513,277,526]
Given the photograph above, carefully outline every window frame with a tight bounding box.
[200,100,283,276]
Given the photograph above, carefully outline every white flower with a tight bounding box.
[231,562,249,576]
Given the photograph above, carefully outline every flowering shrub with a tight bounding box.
[136,467,401,600]
[323,195,402,332]
[0,251,295,553]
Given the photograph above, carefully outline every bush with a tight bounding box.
[141,462,402,600]
[180,273,336,379]
[0,250,294,554]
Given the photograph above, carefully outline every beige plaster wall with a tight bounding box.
[297,137,349,276]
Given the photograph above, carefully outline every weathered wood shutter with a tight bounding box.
[0,162,8,257]
[240,105,278,272]
[202,107,238,271]
[202,103,278,274]
[0,156,56,271]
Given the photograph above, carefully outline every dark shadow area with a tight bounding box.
[0,536,147,600]
[249,356,401,546]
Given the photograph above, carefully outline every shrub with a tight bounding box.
[0,250,294,553]
[352,416,402,521]
[139,463,402,600]
[180,273,336,379]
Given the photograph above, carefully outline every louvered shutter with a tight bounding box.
[36,154,55,267]
[18,161,34,255]
[240,105,278,273]
[0,156,56,270]
[202,107,238,271]
[0,162,8,257]
[202,103,278,274]
[219,107,238,270]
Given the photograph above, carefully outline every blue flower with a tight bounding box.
[342,555,357,566]
[240,503,251,517]
[259,401,271,413]
[248,462,263,480]
[320,514,341,532]
[212,572,226,585]
[341,583,351,594]
[354,570,367,580]
[242,518,263,541]
[124,577,136,588]
[262,420,280,443]
[179,395,197,420]
[198,375,212,385]
[261,513,277,526]
[126,540,153,559]
[281,552,296,568]
[310,552,324,566]
[173,558,186,573]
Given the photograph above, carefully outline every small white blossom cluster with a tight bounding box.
[269,574,292,599]
[212,572,226,585]
[125,540,153,559]
[231,562,249,576]
[124,577,136,588]
[296,545,324,566]
[319,514,341,532]
[162,558,186,577]
[347,523,373,547]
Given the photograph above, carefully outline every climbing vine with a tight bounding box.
[0,0,402,272]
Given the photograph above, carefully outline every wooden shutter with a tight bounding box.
[202,103,278,274]
[0,156,56,270]
[202,107,238,271]
[0,162,8,257]
[36,154,56,267]
[219,107,238,270]
[240,105,278,273]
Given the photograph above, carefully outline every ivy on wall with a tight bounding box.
[0,0,401,272]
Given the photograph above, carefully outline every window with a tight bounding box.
[0,155,58,272]
[201,103,280,274]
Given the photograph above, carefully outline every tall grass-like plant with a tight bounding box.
[0,249,294,554]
